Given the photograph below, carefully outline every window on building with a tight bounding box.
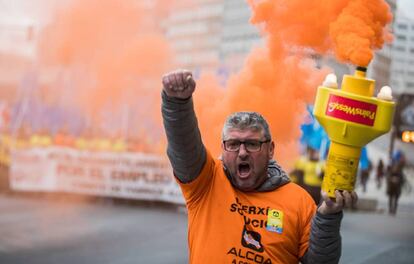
[406,82,414,88]
[397,23,408,30]
[395,69,404,75]
[397,34,407,41]
[394,46,406,51]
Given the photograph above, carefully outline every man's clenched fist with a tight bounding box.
[162,69,196,99]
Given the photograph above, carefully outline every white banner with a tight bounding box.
[10,147,184,204]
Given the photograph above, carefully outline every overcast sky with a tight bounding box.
[398,0,414,20]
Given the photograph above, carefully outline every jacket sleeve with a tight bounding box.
[301,211,343,264]
[161,91,207,183]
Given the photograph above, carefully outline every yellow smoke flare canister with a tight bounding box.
[313,66,395,198]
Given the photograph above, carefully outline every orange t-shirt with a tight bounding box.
[178,151,316,264]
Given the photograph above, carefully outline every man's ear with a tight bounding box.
[269,141,275,158]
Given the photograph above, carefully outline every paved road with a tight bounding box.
[340,211,414,264]
[362,136,414,214]
[0,193,188,264]
[0,193,413,264]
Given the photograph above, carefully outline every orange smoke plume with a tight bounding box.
[37,0,173,148]
[196,0,335,165]
[196,47,329,165]
[330,0,393,66]
[195,0,392,166]
[249,0,393,66]
[249,0,348,53]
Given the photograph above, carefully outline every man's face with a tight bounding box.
[221,128,274,192]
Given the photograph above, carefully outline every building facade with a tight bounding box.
[390,12,414,95]
[163,0,398,87]
[366,0,396,93]
[162,0,263,78]
[219,0,262,73]
[162,0,224,74]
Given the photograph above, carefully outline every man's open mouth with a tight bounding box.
[238,163,251,178]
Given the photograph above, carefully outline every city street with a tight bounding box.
[2,1,413,264]
[0,192,413,264]
[0,193,188,264]
[364,135,414,215]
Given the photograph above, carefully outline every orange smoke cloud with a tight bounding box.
[330,0,393,66]
[35,0,394,164]
[195,0,335,165]
[37,0,173,147]
[195,0,392,166]
[196,47,329,165]
[193,74,226,155]
[249,0,348,53]
[249,0,393,66]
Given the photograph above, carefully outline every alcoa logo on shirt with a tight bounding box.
[242,227,264,252]
[227,200,284,264]
[226,227,271,264]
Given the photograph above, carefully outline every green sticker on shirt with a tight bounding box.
[266,209,283,234]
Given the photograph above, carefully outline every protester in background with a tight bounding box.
[359,161,372,193]
[15,125,31,149]
[358,148,372,193]
[30,128,52,148]
[387,151,406,215]
[126,136,141,152]
[90,129,112,152]
[0,126,11,191]
[111,131,127,152]
[288,162,304,186]
[161,69,357,264]
[376,159,384,189]
[75,129,93,150]
[54,126,75,148]
[290,146,324,204]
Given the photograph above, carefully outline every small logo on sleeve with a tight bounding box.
[266,209,283,234]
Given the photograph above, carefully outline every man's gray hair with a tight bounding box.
[222,111,272,140]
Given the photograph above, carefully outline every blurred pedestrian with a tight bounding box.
[290,146,324,205]
[359,160,372,193]
[386,151,406,215]
[391,150,406,168]
[0,126,11,192]
[376,159,384,189]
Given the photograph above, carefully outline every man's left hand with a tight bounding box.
[317,190,358,215]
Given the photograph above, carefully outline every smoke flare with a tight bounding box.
[195,0,393,166]
[330,0,393,66]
